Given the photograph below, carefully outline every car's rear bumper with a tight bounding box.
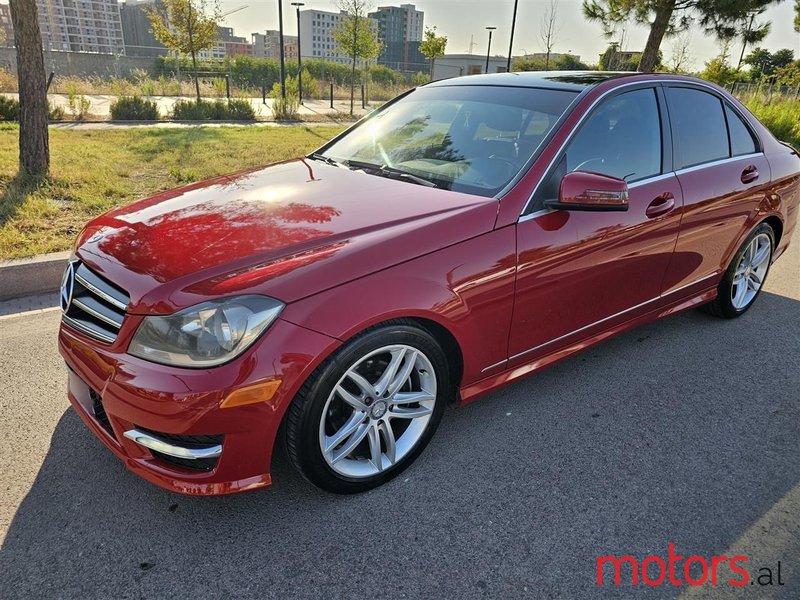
[58,317,339,495]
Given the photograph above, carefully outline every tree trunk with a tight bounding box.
[429,57,434,79]
[186,14,201,103]
[349,16,358,116]
[9,0,49,179]
[638,0,675,73]
[191,49,201,103]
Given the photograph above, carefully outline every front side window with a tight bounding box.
[530,88,662,206]
[319,85,577,197]
[668,87,729,169]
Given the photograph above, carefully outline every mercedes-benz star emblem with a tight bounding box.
[60,262,75,313]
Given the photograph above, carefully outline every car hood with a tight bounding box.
[75,159,499,314]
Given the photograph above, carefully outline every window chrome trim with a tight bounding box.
[673,152,764,176]
[627,172,676,189]
[518,78,759,219]
[497,271,720,366]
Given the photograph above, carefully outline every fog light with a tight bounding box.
[220,380,281,409]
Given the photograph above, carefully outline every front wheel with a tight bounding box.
[702,223,774,318]
[285,323,449,494]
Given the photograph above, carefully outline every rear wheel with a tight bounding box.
[702,223,774,318]
[285,323,449,494]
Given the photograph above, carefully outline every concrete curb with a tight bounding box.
[0,251,70,301]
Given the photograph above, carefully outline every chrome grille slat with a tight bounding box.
[74,263,129,310]
[61,261,130,344]
[62,314,117,343]
[71,296,124,328]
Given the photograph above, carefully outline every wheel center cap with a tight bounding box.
[370,400,388,419]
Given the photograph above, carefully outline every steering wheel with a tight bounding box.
[487,155,518,175]
[572,157,605,172]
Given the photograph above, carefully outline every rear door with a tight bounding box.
[661,85,771,295]
[508,85,683,366]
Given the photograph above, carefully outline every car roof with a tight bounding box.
[426,71,642,92]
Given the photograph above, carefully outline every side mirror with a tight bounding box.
[545,171,629,212]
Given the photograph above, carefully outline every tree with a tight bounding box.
[146,0,221,103]
[419,26,447,79]
[8,0,49,179]
[333,0,381,116]
[795,0,799,31]
[743,47,796,80]
[539,0,560,70]
[583,0,779,73]
[666,29,693,72]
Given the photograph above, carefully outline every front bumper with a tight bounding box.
[58,316,339,495]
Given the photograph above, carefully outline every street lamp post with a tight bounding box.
[291,2,304,104]
[507,0,518,72]
[278,0,286,98]
[485,27,496,74]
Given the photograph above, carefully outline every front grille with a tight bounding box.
[61,261,130,344]
[137,427,224,472]
[89,388,116,440]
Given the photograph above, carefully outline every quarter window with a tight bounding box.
[668,87,729,169]
[725,105,757,157]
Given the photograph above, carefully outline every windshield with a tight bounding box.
[318,85,578,197]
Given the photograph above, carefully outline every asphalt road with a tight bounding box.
[1,233,798,599]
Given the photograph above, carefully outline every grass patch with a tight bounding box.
[745,99,800,149]
[0,125,343,259]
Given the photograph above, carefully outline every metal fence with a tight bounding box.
[729,81,800,102]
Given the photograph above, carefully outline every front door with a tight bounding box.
[509,86,682,365]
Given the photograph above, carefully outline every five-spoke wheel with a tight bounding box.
[285,323,448,494]
[702,222,774,318]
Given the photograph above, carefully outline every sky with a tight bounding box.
[220,0,799,71]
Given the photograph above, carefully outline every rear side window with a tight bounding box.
[667,88,729,169]
[725,105,757,156]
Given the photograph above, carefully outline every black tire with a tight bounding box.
[285,320,450,494]
[701,222,775,319]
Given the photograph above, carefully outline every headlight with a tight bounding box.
[129,295,284,368]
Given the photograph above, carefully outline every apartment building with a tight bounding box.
[37,0,125,55]
[252,30,298,61]
[298,8,350,64]
[119,0,167,57]
[369,3,425,70]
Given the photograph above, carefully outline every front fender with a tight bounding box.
[279,227,518,388]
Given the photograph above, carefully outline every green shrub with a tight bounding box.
[110,96,160,120]
[270,76,300,120]
[48,102,65,121]
[226,98,256,121]
[172,98,256,121]
[172,99,213,120]
[66,86,91,120]
[0,96,20,121]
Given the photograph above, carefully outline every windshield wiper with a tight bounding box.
[344,159,439,188]
[307,153,346,168]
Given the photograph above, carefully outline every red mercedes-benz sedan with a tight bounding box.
[59,72,799,494]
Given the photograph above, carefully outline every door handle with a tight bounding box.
[646,192,675,218]
[741,165,759,184]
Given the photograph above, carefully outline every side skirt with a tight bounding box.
[458,287,717,405]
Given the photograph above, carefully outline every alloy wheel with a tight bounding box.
[731,233,771,310]
[318,344,437,478]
